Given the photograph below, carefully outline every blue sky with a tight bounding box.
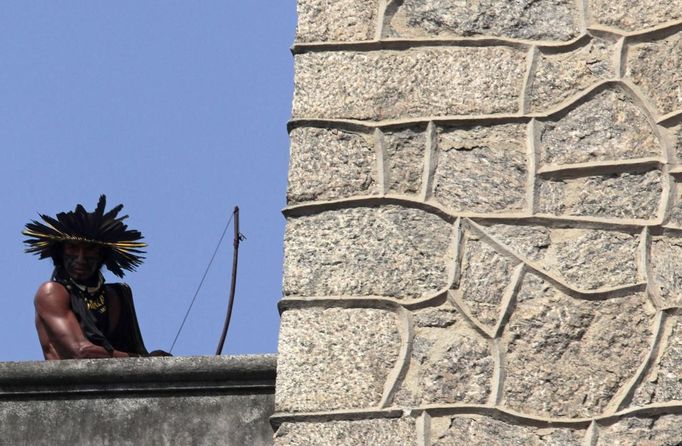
[0,3,296,360]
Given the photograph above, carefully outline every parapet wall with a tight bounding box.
[0,355,276,446]
[276,0,682,444]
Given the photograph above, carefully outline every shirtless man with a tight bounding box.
[24,195,168,359]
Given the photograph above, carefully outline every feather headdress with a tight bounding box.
[23,195,146,277]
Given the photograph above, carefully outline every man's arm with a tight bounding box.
[34,282,139,359]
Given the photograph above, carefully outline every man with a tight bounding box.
[23,195,169,359]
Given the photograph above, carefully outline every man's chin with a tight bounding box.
[67,270,96,282]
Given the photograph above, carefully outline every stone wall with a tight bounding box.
[276,0,682,444]
[0,355,276,446]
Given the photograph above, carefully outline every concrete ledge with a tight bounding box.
[0,354,277,396]
[0,355,277,446]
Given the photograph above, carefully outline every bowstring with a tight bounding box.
[169,212,234,353]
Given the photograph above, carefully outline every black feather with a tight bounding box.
[22,195,146,277]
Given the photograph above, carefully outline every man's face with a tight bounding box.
[62,242,101,282]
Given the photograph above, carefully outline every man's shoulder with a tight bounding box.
[34,281,70,307]
[106,282,130,288]
[105,282,133,299]
[36,280,68,296]
[105,282,131,291]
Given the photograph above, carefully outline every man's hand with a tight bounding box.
[148,350,172,357]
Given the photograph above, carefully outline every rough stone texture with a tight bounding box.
[669,191,682,227]
[293,48,526,120]
[433,124,527,213]
[480,224,639,290]
[547,229,639,290]
[431,415,584,446]
[674,123,682,162]
[284,206,453,299]
[412,305,459,329]
[456,235,516,327]
[529,38,616,113]
[589,0,682,32]
[274,418,416,446]
[633,315,682,406]
[539,88,662,165]
[503,274,654,418]
[515,272,556,303]
[626,31,682,116]
[394,304,494,406]
[288,127,377,204]
[668,181,682,227]
[0,356,276,446]
[276,308,401,412]
[282,0,682,441]
[295,0,378,42]
[481,223,551,262]
[650,237,682,307]
[386,0,579,41]
[537,170,662,220]
[596,415,682,446]
[672,128,682,224]
[384,127,425,195]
